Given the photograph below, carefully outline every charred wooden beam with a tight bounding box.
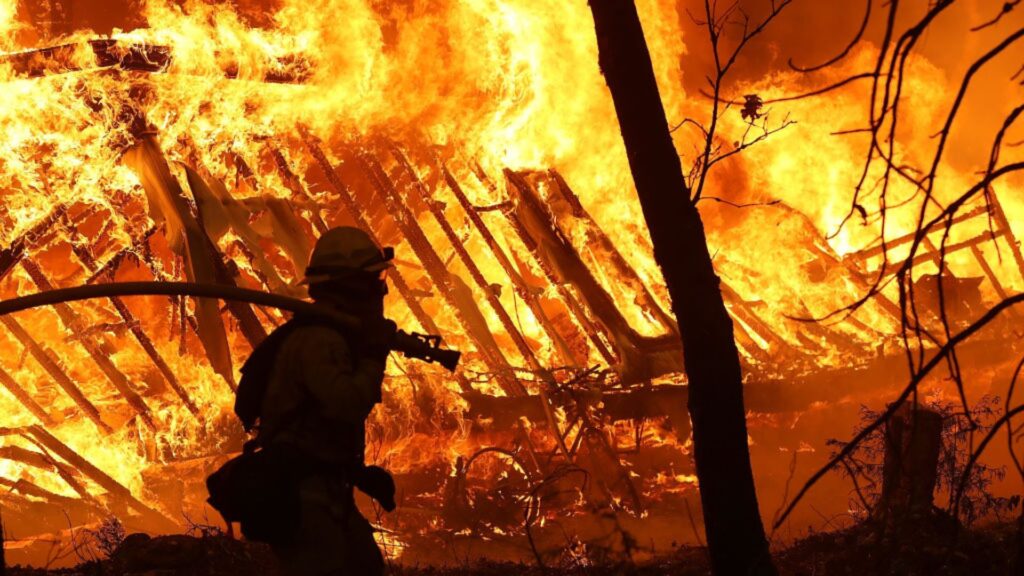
[969,244,1021,320]
[267,145,329,234]
[85,225,161,285]
[987,186,1024,281]
[386,147,572,458]
[0,206,69,284]
[0,477,97,513]
[467,333,1016,426]
[505,170,685,383]
[61,213,200,417]
[134,232,201,337]
[891,232,1001,272]
[0,445,58,472]
[0,316,111,434]
[354,150,525,397]
[0,364,54,426]
[20,259,158,431]
[25,425,176,530]
[0,442,98,509]
[389,146,544,373]
[470,163,618,366]
[437,162,581,367]
[0,40,168,78]
[719,283,789,352]
[789,298,867,356]
[546,170,677,334]
[299,127,474,393]
[0,39,308,84]
[852,204,989,262]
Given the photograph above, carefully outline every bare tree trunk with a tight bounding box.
[587,2,774,574]
[876,405,943,523]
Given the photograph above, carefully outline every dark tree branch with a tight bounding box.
[788,0,873,72]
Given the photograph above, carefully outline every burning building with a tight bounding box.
[0,0,1020,569]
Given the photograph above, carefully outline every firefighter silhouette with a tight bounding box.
[211,226,396,576]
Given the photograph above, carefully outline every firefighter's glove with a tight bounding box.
[362,317,397,363]
[355,465,396,512]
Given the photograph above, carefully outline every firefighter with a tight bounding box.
[258,226,394,576]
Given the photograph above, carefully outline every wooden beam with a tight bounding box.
[852,204,989,262]
[470,163,618,366]
[300,127,475,393]
[987,187,1024,281]
[356,150,525,396]
[26,425,176,530]
[0,39,308,84]
[0,365,54,426]
[0,316,111,435]
[437,160,582,367]
[390,146,544,373]
[61,212,200,418]
[20,259,158,430]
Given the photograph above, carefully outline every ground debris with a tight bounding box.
[775,516,1018,575]
[2,519,1017,575]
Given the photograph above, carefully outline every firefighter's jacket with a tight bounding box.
[256,322,385,467]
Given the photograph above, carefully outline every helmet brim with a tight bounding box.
[300,259,393,285]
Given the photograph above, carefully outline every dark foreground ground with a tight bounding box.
[6,519,1019,575]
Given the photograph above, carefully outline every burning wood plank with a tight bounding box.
[25,425,176,530]
[300,128,475,393]
[851,188,1024,287]
[437,161,583,367]
[61,213,201,418]
[0,40,168,79]
[85,225,161,285]
[0,206,70,284]
[390,146,544,373]
[20,259,158,430]
[0,39,308,84]
[470,163,619,366]
[387,147,576,457]
[0,364,54,426]
[0,476,100,515]
[0,316,111,434]
[985,186,1024,280]
[355,150,526,397]
[546,170,678,334]
[0,440,99,510]
[505,169,685,383]
[852,204,991,262]
[267,145,329,234]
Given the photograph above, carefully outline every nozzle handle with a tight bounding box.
[392,330,461,372]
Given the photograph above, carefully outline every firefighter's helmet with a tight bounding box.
[303,227,393,285]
